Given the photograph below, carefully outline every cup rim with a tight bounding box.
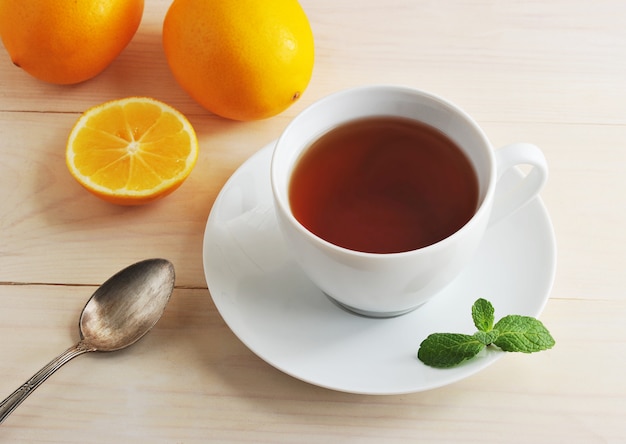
[271,84,497,259]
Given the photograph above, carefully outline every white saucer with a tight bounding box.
[202,142,556,395]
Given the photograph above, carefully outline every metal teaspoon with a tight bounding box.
[0,258,175,424]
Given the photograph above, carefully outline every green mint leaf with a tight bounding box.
[472,298,495,332]
[493,315,555,353]
[473,329,499,346]
[418,333,485,368]
[417,299,555,369]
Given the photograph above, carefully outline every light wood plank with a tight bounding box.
[0,287,623,442]
[1,0,625,441]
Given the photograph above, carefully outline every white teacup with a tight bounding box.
[271,86,548,317]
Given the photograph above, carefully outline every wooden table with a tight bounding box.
[1,1,624,442]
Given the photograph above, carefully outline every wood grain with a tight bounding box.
[1,0,625,442]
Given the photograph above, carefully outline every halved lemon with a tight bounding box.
[66,97,199,205]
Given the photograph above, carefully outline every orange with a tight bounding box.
[0,0,144,84]
[162,0,314,121]
[66,97,199,206]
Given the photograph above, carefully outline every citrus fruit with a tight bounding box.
[162,0,314,121]
[66,97,199,206]
[0,0,144,84]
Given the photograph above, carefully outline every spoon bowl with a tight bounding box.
[79,258,175,351]
[0,258,175,424]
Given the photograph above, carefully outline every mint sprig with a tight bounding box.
[417,298,555,368]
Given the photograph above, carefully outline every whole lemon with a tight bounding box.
[163,0,314,121]
[0,0,144,85]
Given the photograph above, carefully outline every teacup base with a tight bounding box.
[325,293,422,318]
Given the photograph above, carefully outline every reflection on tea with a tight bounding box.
[289,116,479,253]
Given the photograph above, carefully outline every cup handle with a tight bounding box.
[488,143,548,226]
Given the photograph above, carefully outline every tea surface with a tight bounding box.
[289,117,479,253]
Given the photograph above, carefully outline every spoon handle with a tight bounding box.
[0,340,96,425]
